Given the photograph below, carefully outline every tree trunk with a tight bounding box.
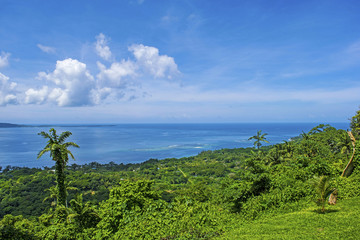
[328,189,338,205]
[55,157,67,206]
[341,131,356,177]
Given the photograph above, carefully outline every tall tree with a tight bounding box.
[341,108,360,177]
[248,130,269,150]
[350,107,360,139]
[336,130,352,159]
[341,131,356,177]
[37,128,79,207]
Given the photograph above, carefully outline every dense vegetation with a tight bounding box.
[0,109,359,239]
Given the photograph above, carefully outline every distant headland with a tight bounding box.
[0,123,25,128]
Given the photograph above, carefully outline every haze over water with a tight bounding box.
[0,122,349,168]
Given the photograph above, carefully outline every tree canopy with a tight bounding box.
[37,129,79,207]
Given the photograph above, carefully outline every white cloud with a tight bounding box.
[129,44,180,79]
[0,52,10,68]
[93,43,181,103]
[6,35,182,107]
[94,60,138,102]
[97,60,137,88]
[35,58,95,106]
[24,86,49,104]
[26,56,141,106]
[95,33,112,61]
[92,87,113,105]
[37,44,56,54]
[0,72,17,106]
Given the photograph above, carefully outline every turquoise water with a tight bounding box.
[0,123,349,168]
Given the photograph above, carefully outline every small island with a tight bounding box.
[0,123,24,128]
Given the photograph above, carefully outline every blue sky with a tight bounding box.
[1,0,360,124]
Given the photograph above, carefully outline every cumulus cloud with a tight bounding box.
[92,43,180,103]
[129,44,180,79]
[24,86,49,104]
[0,51,17,105]
[30,58,95,106]
[95,33,112,61]
[0,51,10,68]
[0,72,17,106]
[94,60,138,102]
[97,60,137,88]
[14,35,182,107]
[26,57,140,106]
[37,44,56,54]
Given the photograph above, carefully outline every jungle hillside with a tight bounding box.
[0,108,360,239]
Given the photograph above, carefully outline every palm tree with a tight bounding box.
[341,131,357,177]
[43,185,58,207]
[37,128,79,207]
[311,175,334,213]
[336,130,352,158]
[300,131,310,140]
[68,194,100,228]
[43,182,78,207]
[350,108,360,139]
[309,124,330,135]
[248,130,269,150]
[282,140,295,158]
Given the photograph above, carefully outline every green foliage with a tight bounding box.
[0,215,39,240]
[68,194,100,230]
[95,180,224,239]
[1,119,360,239]
[214,178,252,212]
[37,128,79,207]
[179,181,212,202]
[311,175,334,213]
[350,107,360,139]
[248,130,269,150]
[334,174,360,199]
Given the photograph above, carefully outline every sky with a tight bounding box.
[1,0,360,124]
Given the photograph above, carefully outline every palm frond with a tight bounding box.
[51,144,61,152]
[49,128,58,141]
[37,148,51,159]
[67,186,78,192]
[59,131,72,143]
[63,142,80,149]
[38,131,51,139]
[66,150,76,160]
[311,175,334,212]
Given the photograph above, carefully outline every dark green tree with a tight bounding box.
[336,130,352,158]
[68,194,100,230]
[350,107,360,139]
[248,130,269,150]
[37,128,79,207]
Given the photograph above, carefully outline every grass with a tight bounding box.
[217,197,360,239]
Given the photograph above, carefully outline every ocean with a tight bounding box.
[0,123,349,168]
